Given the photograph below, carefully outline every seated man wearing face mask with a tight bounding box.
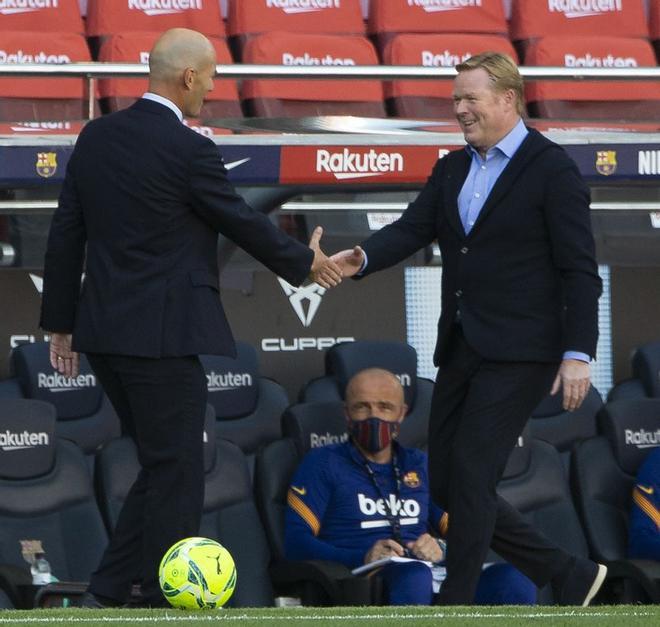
[284,367,535,605]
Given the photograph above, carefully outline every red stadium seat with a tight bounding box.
[0,0,83,33]
[510,0,648,43]
[0,32,94,121]
[98,32,241,118]
[524,35,660,120]
[86,0,225,38]
[241,32,385,117]
[383,33,519,118]
[651,1,660,60]
[368,0,507,51]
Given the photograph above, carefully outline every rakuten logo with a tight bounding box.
[422,49,471,67]
[282,52,355,66]
[0,50,70,64]
[37,372,96,393]
[10,121,72,132]
[128,0,203,17]
[316,149,404,180]
[625,428,660,449]
[206,371,252,393]
[548,0,622,19]
[0,0,58,15]
[0,430,49,451]
[408,0,482,12]
[358,493,421,523]
[396,374,412,387]
[564,53,637,68]
[266,0,340,14]
[309,431,348,447]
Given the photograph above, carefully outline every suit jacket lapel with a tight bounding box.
[468,130,537,236]
[444,150,471,237]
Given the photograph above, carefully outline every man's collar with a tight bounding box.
[141,92,183,122]
[465,118,528,159]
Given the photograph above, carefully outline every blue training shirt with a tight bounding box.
[628,447,660,561]
[285,441,446,569]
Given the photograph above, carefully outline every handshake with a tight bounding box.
[307,225,364,289]
[309,226,364,289]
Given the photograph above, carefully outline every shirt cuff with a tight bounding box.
[356,250,368,276]
[563,351,590,363]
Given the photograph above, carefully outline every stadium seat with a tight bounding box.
[0,32,95,122]
[528,385,603,472]
[383,33,519,119]
[0,0,83,34]
[281,401,347,457]
[300,340,433,450]
[571,399,660,602]
[524,36,660,120]
[98,32,242,118]
[95,409,274,607]
[240,32,386,118]
[368,0,507,52]
[510,0,648,48]
[9,342,120,460]
[606,340,660,401]
[652,1,660,60]
[0,398,108,608]
[200,342,290,476]
[227,0,365,60]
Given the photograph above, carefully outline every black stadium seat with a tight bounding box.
[607,340,660,401]
[200,342,290,476]
[571,399,660,602]
[10,342,120,460]
[0,399,108,608]
[281,401,347,457]
[94,407,274,607]
[301,340,433,450]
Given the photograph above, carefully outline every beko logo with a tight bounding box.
[407,0,482,12]
[266,0,340,14]
[37,372,96,392]
[316,149,404,180]
[0,0,57,15]
[0,430,49,451]
[624,429,660,449]
[358,493,421,527]
[206,371,252,392]
[309,431,348,447]
[548,0,622,18]
[128,0,202,17]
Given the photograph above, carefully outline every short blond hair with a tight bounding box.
[456,52,524,115]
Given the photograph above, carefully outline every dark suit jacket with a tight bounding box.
[40,98,312,358]
[361,128,602,366]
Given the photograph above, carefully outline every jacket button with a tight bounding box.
[455,289,462,297]
[460,246,468,254]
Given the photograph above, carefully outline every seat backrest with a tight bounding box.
[240,32,385,118]
[524,35,660,120]
[200,342,289,464]
[98,32,241,116]
[281,401,348,458]
[652,1,660,48]
[632,340,660,397]
[86,0,225,38]
[95,408,273,606]
[529,385,603,458]
[571,398,660,562]
[10,342,120,456]
[301,340,433,449]
[383,33,518,118]
[0,0,83,33]
[606,378,647,403]
[510,0,648,42]
[0,399,108,581]
[0,32,93,121]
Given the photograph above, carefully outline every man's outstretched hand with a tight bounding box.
[308,226,342,289]
[330,246,365,278]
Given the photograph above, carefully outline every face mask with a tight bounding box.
[349,416,399,453]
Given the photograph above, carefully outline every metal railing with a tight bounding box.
[3,63,660,120]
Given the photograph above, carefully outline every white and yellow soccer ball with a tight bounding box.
[158,537,237,610]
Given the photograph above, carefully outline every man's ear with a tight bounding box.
[183,67,195,91]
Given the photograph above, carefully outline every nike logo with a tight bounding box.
[291,486,306,496]
[224,158,250,171]
[638,485,654,495]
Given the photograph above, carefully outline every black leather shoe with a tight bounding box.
[552,557,608,606]
[79,591,123,608]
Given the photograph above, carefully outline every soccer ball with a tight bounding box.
[158,537,237,610]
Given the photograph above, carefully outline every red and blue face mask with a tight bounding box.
[348,416,400,453]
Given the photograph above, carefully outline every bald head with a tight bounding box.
[148,28,217,117]
[346,368,404,406]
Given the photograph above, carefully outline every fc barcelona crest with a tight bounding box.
[36,152,57,178]
[595,150,617,176]
[403,470,421,488]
